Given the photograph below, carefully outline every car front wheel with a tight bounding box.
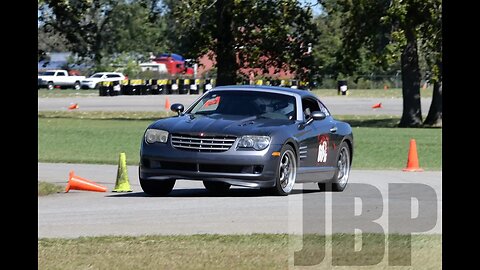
[47,82,54,90]
[139,178,176,196]
[268,144,297,196]
[318,141,350,192]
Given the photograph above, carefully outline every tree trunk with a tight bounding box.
[423,80,442,126]
[93,32,103,70]
[215,0,237,86]
[398,27,423,127]
[93,52,103,69]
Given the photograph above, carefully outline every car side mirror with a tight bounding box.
[300,111,327,129]
[311,111,326,121]
[170,103,184,116]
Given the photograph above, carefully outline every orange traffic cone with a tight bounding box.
[165,97,171,110]
[372,103,382,109]
[68,103,79,110]
[402,139,424,172]
[65,170,107,192]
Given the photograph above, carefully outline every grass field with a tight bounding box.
[38,112,441,170]
[38,87,434,98]
[38,181,64,196]
[38,89,99,98]
[311,87,433,98]
[38,233,441,270]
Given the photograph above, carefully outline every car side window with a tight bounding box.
[318,100,331,116]
[301,98,321,121]
[57,72,66,76]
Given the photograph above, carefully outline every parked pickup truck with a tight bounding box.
[38,70,86,90]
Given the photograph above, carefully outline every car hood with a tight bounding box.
[149,114,295,136]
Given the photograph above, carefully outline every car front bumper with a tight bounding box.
[81,82,97,89]
[139,142,284,188]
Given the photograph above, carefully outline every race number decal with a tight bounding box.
[317,135,329,163]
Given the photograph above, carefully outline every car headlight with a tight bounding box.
[237,136,271,151]
[145,129,169,144]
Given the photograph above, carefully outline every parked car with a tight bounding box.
[80,72,126,89]
[38,70,86,90]
[139,85,354,196]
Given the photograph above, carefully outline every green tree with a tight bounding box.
[103,1,169,56]
[38,0,122,66]
[419,1,442,126]
[311,4,342,77]
[38,0,170,68]
[332,0,442,127]
[166,0,319,86]
[38,25,72,57]
[310,0,402,89]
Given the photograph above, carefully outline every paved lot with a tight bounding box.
[38,163,442,238]
[38,94,433,116]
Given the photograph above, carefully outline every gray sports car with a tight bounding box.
[139,85,353,196]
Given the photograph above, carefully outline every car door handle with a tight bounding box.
[330,126,337,133]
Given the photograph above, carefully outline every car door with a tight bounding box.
[296,97,336,182]
[317,99,343,168]
[55,71,67,86]
[311,100,337,169]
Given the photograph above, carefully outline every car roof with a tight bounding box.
[212,85,317,99]
[92,72,123,75]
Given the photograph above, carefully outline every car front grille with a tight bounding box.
[143,159,264,174]
[171,134,237,152]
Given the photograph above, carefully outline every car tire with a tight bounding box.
[139,178,175,196]
[203,181,231,194]
[268,144,297,196]
[74,82,81,90]
[318,141,351,192]
[47,82,54,90]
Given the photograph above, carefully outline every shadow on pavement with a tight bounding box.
[106,187,322,198]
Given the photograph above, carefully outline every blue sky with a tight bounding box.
[300,0,324,15]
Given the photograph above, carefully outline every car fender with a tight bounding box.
[268,133,300,163]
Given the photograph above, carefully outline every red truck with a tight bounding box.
[152,53,194,75]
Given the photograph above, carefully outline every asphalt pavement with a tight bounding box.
[38,163,442,238]
[38,94,433,116]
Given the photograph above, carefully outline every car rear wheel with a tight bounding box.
[139,178,175,196]
[318,141,350,192]
[203,181,231,194]
[47,82,54,90]
[268,144,297,196]
[74,82,81,90]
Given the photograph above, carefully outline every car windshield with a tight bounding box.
[40,71,55,76]
[188,90,297,120]
[90,74,104,78]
